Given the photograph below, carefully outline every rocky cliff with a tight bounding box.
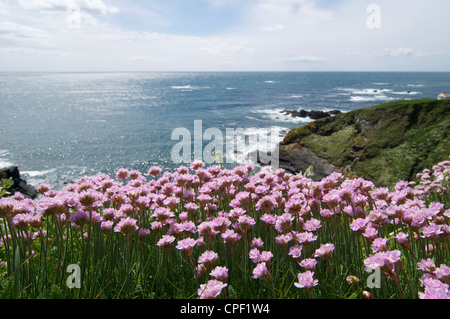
[0,166,38,199]
[276,98,450,188]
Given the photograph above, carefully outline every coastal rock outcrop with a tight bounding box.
[277,99,450,187]
[0,166,38,199]
[281,109,341,120]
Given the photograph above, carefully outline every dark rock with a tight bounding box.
[0,166,38,199]
[281,109,341,120]
[274,144,338,180]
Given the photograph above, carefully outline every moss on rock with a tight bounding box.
[279,99,450,188]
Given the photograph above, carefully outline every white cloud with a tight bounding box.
[370,47,443,58]
[15,0,119,15]
[283,55,326,63]
[1,0,450,71]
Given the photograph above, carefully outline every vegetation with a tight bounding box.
[0,158,448,299]
[281,99,450,188]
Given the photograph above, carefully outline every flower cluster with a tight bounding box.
[0,158,448,299]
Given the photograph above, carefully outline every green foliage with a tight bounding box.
[0,178,12,198]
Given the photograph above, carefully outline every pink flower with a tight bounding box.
[303,218,322,232]
[198,250,219,268]
[114,217,138,235]
[100,220,114,234]
[116,168,129,180]
[252,262,272,281]
[417,258,437,274]
[275,233,292,250]
[157,235,176,250]
[255,195,278,213]
[435,265,450,284]
[69,210,90,228]
[371,238,389,253]
[198,279,227,299]
[221,229,241,247]
[176,237,197,257]
[138,228,150,242]
[260,251,273,266]
[298,258,317,271]
[288,245,303,261]
[190,160,205,171]
[275,213,294,233]
[250,237,264,249]
[249,248,262,263]
[421,223,444,240]
[147,166,162,178]
[210,266,228,283]
[151,207,174,222]
[237,215,256,232]
[314,243,335,260]
[198,221,219,239]
[294,271,318,289]
[395,232,410,248]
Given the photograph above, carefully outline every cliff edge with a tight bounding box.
[276,98,450,188]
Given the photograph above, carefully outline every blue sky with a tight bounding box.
[1,0,450,72]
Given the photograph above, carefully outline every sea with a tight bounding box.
[0,71,449,189]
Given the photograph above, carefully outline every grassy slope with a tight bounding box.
[282,99,450,188]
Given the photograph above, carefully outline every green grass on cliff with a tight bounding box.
[283,98,450,188]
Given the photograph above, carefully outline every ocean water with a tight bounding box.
[0,71,449,188]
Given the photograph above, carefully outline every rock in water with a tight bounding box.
[0,166,38,199]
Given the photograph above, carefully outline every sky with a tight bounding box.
[1,0,450,72]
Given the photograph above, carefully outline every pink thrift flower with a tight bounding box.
[314,243,335,260]
[395,232,410,248]
[303,218,322,232]
[198,250,219,268]
[288,245,303,261]
[252,262,271,281]
[157,235,176,250]
[221,229,241,247]
[69,210,90,228]
[210,266,228,283]
[294,271,318,289]
[198,279,227,299]
[435,265,450,284]
[138,228,150,242]
[299,258,317,271]
[275,233,292,250]
[255,195,278,213]
[371,238,389,253]
[176,237,197,257]
[260,251,273,265]
[114,217,138,235]
[237,215,256,232]
[249,248,261,264]
[100,220,114,235]
[250,237,264,249]
[275,213,294,233]
[418,258,437,274]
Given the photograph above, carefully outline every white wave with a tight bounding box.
[391,91,420,95]
[350,95,395,102]
[352,88,393,95]
[406,84,424,87]
[373,82,389,85]
[289,95,303,98]
[0,160,14,169]
[226,87,236,90]
[171,85,192,89]
[22,168,56,177]
[264,80,276,84]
